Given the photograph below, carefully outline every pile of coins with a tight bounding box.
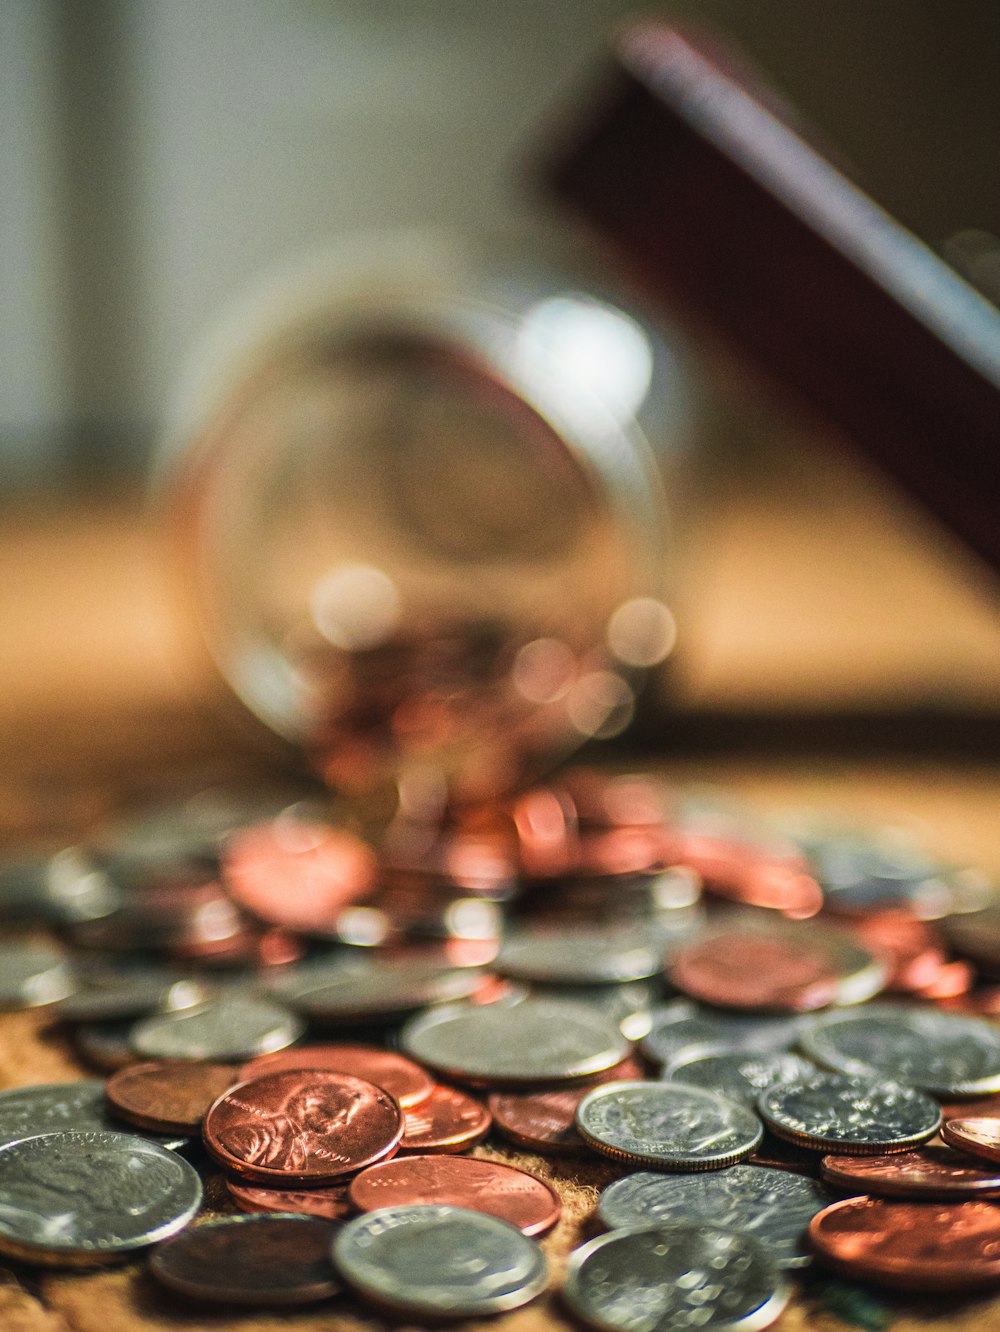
[4,770,1000,1325]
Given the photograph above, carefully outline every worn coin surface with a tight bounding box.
[821,1146,1000,1198]
[131,995,304,1063]
[0,1080,188,1151]
[400,997,629,1086]
[397,1085,491,1154]
[332,1204,548,1317]
[348,1154,560,1236]
[941,1117,1000,1165]
[564,1222,791,1331]
[0,942,75,1009]
[239,1044,434,1109]
[227,1178,353,1222]
[800,1004,1000,1095]
[105,1061,238,1134]
[149,1213,342,1305]
[809,1195,1000,1290]
[576,1081,762,1170]
[758,1074,941,1154]
[0,1130,202,1264]
[203,1069,403,1185]
[597,1165,830,1268]
[664,1050,817,1106]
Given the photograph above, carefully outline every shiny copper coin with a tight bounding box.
[489,1087,588,1154]
[940,1093,1000,1121]
[851,911,948,993]
[203,1070,403,1185]
[672,832,822,917]
[398,1085,491,1154]
[226,1178,353,1222]
[105,1060,238,1135]
[239,1044,434,1109]
[821,1145,1000,1198]
[668,929,841,1012]
[809,1196,1000,1290]
[941,1117,1000,1165]
[347,1154,561,1236]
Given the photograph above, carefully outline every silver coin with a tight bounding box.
[74,1019,137,1071]
[539,980,659,1041]
[400,997,629,1086]
[664,1050,817,1106]
[0,1130,202,1264]
[564,1222,791,1332]
[496,928,662,985]
[576,1081,762,1170]
[0,943,75,1009]
[642,1001,804,1068]
[597,1165,830,1268]
[799,1003,1000,1096]
[288,961,486,1024]
[758,1073,941,1153]
[56,975,206,1024]
[0,1081,188,1151]
[332,1204,547,1317]
[130,994,303,1062]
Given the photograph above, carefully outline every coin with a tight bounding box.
[239,1043,434,1108]
[400,997,629,1086]
[332,1204,547,1318]
[663,1050,817,1106]
[564,1222,791,1331]
[799,1003,1000,1095]
[490,1087,589,1154]
[56,974,206,1023]
[288,961,488,1024]
[821,1146,1000,1198]
[597,1165,829,1268]
[397,1085,491,1154]
[227,1178,353,1222]
[131,994,304,1063]
[105,1061,238,1134]
[0,1080,188,1151]
[641,1000,804,1068]
[0,942,75,1009]
[809,1195,1000,1290]
[149,1214,341,1305]
[349,1154,561,1236]
[758,1073,941,1154]
[203,1069,403,1185]
[576,1081,762,1170]
[495,927,661,984]
[0,1130,202,1265]
[941,1117,1000,1165]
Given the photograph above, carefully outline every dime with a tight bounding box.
[597,1165,830,1268]
[576,1081,762,1171]
[105,1061,238,1134]
[809,1196,1000,1290]
[288,961,488,1024]
[149,1214,341,1305]
[203,1069,403,1185]
[131,995,304,1063]
[0,1130,202,1265]
[397,1085,491,1154]
[641,1001,804,1068]
[227,1178,353,1222]
[758,1074,941,1154]
[0,942,75,1009]
[564,1222,790,1332]
[941,1117,1000,1165]
[239,1044,434,1108]
[821,1146,1000,1198]
[799,1003,1000,1095]
[332,1204,547,1317]
[349,1154,560,1235]
[0,1080,187,1151]
[664,1050,817,1106]
[495,928,661,985]
[400,997,629,1086]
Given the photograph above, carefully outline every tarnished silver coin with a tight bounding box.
[664,1050,817,1106]
[400,998,629,1086]
[332,1204,547,1317]
[597,1165,830,1268]
[800,1004,1000,1096]
[0,942,75,1009]
[0,1130,202,1264]
[576,1081,762,1171]
[641,1001,804,1068]
[288,962,487,1024]
[758,1073,941,1154]
[130,995,303,1062]
[495,928,661,985]
[564,1222,791,1332]
[0,1080,188,1151]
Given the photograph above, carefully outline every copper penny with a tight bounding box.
[239,1044,434,1109]
[668,929,841,1012]
[227,1178,353,1223]
[398,1086,491,1154]
[203,1070,403,1185]
[809,1196,1000,1290]
[349,1154,561,1236]
[941,1093,1000,1121]
[489,1087,590,1154]
[822,1145,1000,1198]
[942,1117,1000,1165]
[106,1060,239,1134]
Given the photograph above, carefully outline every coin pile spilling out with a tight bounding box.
[4,771,1000,1324]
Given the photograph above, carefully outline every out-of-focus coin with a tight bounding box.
[397,1085,491,1154]
[227,1178,353,1222]
[576,1081,762,1171]
[239,1044,434,1109]
[203,1069,403,1185]
[490,1087,589,1154]
[541,980,659,1042]
[0,942,75,1009]
[287,961,488,1024]
[942,904,1000,977]
[56,974,206,1023]
[0,1130,201,1265]
[332,1204,547,1318]
[149,1214,341,1305]
[941,1117,1000,1165]
[131,995,303,1063]
[495,928,661,985]
[749,1135,822,1177]
[663,1050,817,1106]
[400,997,629,1087]
[74,1018,136,1071]
[821,1146,1000,1198]
[348,1154,560,1236]
[800,1004,1000,1096]
[809,1196,1000,1290]
[597,1165,829,1269]
[564,1222,790,1332]
[105,1061,238,1135]
[758,1073,941,1154]
[641,1000,804,1068]
[0,1080,188,1151]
